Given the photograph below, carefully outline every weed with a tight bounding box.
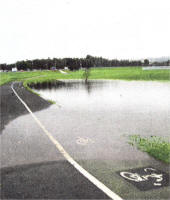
[129,135,170,163]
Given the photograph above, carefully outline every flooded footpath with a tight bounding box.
[1,80,170,199]
[31,80,170,199]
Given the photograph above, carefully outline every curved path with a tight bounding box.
[0,82,116,199]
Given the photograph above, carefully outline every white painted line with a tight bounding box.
[11,82,123,200]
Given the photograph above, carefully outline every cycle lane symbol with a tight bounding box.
[117,167,170,191]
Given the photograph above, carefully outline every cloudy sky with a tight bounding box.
[0,0,170,64]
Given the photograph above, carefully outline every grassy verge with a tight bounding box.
[46,99,56,104]
[129,135,170,163]
[0,70,83,86]
[0,67,170,87]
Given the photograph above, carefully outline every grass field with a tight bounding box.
[0,67,170,86]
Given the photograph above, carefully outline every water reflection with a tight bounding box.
[85,82,92,94]
[30,80,104,94]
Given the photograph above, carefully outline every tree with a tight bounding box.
[144,59,149,66]
[82,68,90,83]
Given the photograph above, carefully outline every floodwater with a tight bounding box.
[31,79,170,163]
[142,66,170,70]
[32,80,170,116]
[2,80,170,199]
[31,80,170,160]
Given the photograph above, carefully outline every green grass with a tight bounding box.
[1,67,170,87]
[89,67,170,81]
[46,99,56,104]
[129,135,170,163]
[0,70,82,86]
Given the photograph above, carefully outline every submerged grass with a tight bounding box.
[129,135,170,163]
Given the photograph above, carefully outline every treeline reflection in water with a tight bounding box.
[29,80,106,94]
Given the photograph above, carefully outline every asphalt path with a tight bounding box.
[0,83,111,199]
[0,82,170,199]
[0,82,51,132]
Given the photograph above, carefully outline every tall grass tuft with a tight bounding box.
[129,135,170,163]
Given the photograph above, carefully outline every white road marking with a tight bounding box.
[11,82,123,200]
[76,136,94,145]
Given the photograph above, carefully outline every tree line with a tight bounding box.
[0,55,168,71]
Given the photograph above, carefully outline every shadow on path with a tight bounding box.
[1,160,110,199]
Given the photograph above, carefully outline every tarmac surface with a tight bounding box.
[0,83,110,199]
[0,83,51,132]
[0,81,170,199]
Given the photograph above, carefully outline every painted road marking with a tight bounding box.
[118,167,170,191]
[76,136,94,146]
[11,82,123,200]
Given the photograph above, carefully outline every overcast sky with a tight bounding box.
[0,0,170,64]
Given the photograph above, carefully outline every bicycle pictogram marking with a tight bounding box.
[117,167,170,191]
